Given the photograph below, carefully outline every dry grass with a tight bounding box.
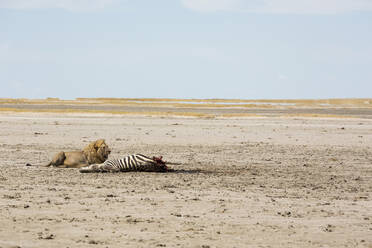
[282,113,357,119]
[0,98,371,119]
[219,113,264,118]
[0,107,359,119]
[1,98,371,108]
[0,107,214,118]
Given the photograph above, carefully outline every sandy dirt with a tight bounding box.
[0,112,371,248]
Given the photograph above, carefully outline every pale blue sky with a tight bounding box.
[1,0,371,99]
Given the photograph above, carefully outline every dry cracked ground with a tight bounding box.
[0,113,371,248]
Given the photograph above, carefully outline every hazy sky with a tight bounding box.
[1,0,371,99]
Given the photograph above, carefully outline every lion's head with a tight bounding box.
[83,139,111,164]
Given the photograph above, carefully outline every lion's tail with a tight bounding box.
[43,162,52,167]
[25,162,52,167]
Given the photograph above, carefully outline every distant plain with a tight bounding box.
[1,98,372,118]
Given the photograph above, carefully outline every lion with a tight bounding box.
[44,139,111,168]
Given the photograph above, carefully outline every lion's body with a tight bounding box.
[45,139,111,168]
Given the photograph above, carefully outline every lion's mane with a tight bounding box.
[83,139,110,164]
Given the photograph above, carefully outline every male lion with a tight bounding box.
[45,139,111,168]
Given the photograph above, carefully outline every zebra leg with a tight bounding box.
[79,163,120,173]
[79,164,100,173]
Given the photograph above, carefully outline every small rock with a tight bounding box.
[39,233,55,240]
[323,224,335,232]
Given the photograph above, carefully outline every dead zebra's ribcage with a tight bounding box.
[79,154,167,173]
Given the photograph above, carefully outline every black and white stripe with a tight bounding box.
[79,154,168,173]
